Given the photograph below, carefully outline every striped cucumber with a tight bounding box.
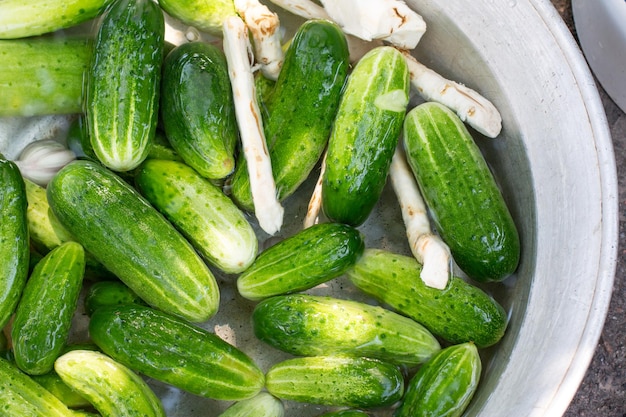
[403,102,520,282]
[86,0,164,172]
[218,392,285,417]
[322,46,410,226]
[47,160,219,322]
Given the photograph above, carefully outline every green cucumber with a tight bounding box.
[0,37,90,117]
[0,357,77,416]
[237,223,364,301]
[55,350,166,417]
[135,158,258,274]
[156,0,236,37]
[161,41,237,180]
[0,0,113,39]
[347,249,508,348]
[86,0,164,172]
[0,154,29,329]
[322,46,410,226]
[394,342,481,417]
[403,102,520,282]
[47,159,219,322]
[89,304,265,401]
[230,19,350,211]
[253,294,440,367]
[84,280,146,316]
[218,392,284,417]
[32,371,91,410]
[12,242,86,375]
[265,356,404,409]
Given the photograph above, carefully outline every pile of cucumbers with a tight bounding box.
[0,0,521,416]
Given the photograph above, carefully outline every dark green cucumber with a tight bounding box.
[84,280,146,316]
[0,37,91,117]
[403,102,520,282]
[12,242,86,375]
[253,294,440,367]
[0,154,29,329]
[394,342,481,417]
[89,304,265,401]
[265,356,404,409]
[135,159,258,274]
[322,46,410,226]
[218,392,284,417]
[86,0,164,172]
[237,223,364,300]
[230,19,350,211]
[161,41,237,180]
[47,160,219,322]
[347,249,508,348]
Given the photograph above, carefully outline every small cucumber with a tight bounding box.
[135,159,258,274]
[0,154,29,329]
[252,294,440,367]
[230,19,350,211]
[84,280,146,316]
[12,242,86,375]
[403,102,520,282]
[161,41,237,180]
[237,223,364,301]
[322,46,410,226]
[55,350,166,417]
[393,342,481,417]
[265,355,404,409]
[47,160,219,323]
[32,371,91,409]
[157,0,236,37]
[89,304,265,401]
[86,0,164,172]
[347,249,508,348]
[0,37,91,117]
[218,392,285,417]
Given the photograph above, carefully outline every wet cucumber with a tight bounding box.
[86,0,164,172]
[347,249,508,348]
[218,392,284,417]
[161,41,237,180]
[83,280,146,316]
[89,304,265,401]
[47,160,219,322]
[322,46,410,226]
[237,223,364,300]
[403,102,520,282]
[253,294,440,367]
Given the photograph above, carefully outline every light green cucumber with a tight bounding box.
[253,294,440,367]
[55,350,166,417]
[32,371,91,410]
[47,159,219,322]
[403,102,520,282]
[237,223,364,300]
[393,342,481,417]
[12,241,86,375]
[347,249,508,348]
[322,46,410,226]
[86,0,164,172]
[135,158,257,274]
[265,356,404,409]
[84,280,145,316]
[156,0,236,37]
[218,392,285,417]
[89,304,265,401]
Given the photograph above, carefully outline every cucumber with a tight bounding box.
[89,304,265,401]
[12,241,86,375]
[322,46,410,226]
[161,41,237,180]
[317,411,370,417]
[0,154,29,329]
[157,0,236,37]
[47,159,219,323]
[230,19,350,211]
[393,342,481,417]
[403,102,520,282]
[265,355,404,409]
[0,37,90,117]
[31,371,91,409]
[347,249,508,348]
[252,294,440,367]
[0,357,77,416]
[218,392,285,417]
[135,158,258,274]
[0,0,113,39]
[84,280,146,316]
[237,223,364,301]
[86,0,164,172]
[54,350,166,417]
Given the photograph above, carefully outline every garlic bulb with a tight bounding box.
[14,139,76,186]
